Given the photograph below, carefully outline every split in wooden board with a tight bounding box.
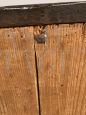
[0,24,86,115]
[34,24,86,115]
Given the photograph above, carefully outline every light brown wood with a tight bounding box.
[0,23,86,115]
[34,24,86,115]
[0,27,39,115]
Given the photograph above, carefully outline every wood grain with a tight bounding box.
[0,27,39,115]
[0,23,86,115]
[34,24,86,115]
[1,2,86,28]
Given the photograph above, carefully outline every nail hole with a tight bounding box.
[61,84,64,87]
[8,34,10,37]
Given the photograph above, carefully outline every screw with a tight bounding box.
[35,33,47,44]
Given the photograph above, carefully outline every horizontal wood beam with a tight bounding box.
[0,2,86,28]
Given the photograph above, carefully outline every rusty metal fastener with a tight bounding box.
[35,33,47,44]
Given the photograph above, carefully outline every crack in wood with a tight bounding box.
[34,43,41,115]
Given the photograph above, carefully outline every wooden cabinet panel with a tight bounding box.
[0,23,86,115]
[0,27,39,115]
[34,24,86,115]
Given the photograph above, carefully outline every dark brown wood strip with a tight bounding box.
[0,2,86,27]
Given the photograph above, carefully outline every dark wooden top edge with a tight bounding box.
[0,1,86,28]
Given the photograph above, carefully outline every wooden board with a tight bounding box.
[0,23,86,115]
[1,2,86,28]
[0,27,39,115]
[34,24,86,115]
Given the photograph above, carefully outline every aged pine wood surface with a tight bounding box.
[34,24,86,115]
[0,27,39,115]
[0,24,86,115]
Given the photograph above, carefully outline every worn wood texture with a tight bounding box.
[0,23,86,115]
[34,24,86,115]
[0,27,39,115]
[1,2,86,28]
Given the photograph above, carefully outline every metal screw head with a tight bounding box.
[35,33,47,44]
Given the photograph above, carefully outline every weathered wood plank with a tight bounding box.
[0,27,39,115]
[34,24,86,115]
[0,2,86,28]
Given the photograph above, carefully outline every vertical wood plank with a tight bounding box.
[34,24,86,115]
[0,27,39,115]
